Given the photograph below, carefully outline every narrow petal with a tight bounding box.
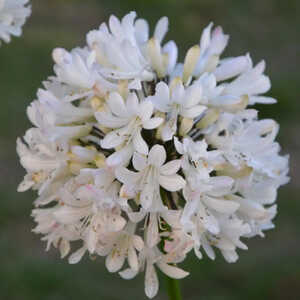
[132,152,147,171]
[181,105,206,119]
[157,261,189,279]
[115,167,140,185]
[202,196,240,214]
[145,262,159,299]
[101,131,125,149]
[143,117,163,130]
[160,160,182,175]
[95,111,129,128]
[154,16,168,43]
[133,129,149,155]
[159,174,186,192]
[68,247,86,264]
[139,100,154,122]
[128,246,139,271]
[119,268,138,280]
[148,145,166,167]
[106,250,125,273]
[107,92,129,118]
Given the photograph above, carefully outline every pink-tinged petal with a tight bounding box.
[159,174,186,192]
[145,262,159,299]
[86,228,98,254]
[157,261,189,279]
[143,117,163,130]
[54,206,89,224]
[128,246,139,271]
[68,246,86,264]
[132,235,144,251]
[133,129,149,155]
[106,250,125,273]
[210,25,229,55]
[59,239,70,259]
[119,268,138,280]
[146,213,160,248]
[107,215,127,232]
[160,159,182,175]
[148,145,166,167]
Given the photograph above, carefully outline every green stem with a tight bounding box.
[166,276,182,300]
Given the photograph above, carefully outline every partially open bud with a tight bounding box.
[182,45,200,84]
[196,109,220,129]
[147,38,168,78]
[179,117,194,136]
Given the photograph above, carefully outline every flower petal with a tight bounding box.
[160,159,182,175]
[159,174,186,192]
[143,117,163,130]
[133,129,149,155]
[145,262,159,299]
[157,261,189,279]
[148,145,166,167]
[132,152,147,171]
[106,250,125,273]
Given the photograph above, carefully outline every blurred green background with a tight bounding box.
[0,0,299,299]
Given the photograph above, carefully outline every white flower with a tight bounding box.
[96,92,163,155]
[87,11,177,83]
[193,23,229,78]
[148,80,206,140]
[119,246,189,299]
[116,145,185,212]
[17,11,289,299]
[16,128,69,195]
[99,222,144,273]
[0,0,31,44]
[221,59,276,105]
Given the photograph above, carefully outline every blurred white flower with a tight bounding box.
[0,0,31,44]
[17,11,289,298]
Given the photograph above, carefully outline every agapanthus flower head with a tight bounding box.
[0,0,31,44]
[17,11,289,299]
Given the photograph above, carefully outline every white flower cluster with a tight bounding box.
[17,12,289,298]
[0,0,31,44]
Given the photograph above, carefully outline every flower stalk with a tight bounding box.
[166,276,182,300]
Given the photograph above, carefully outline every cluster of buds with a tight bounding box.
[17,12,289,298]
